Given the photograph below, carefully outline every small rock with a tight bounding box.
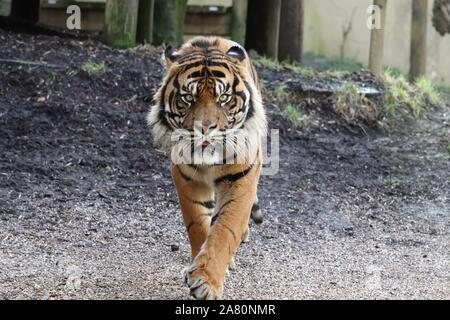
[170,244,179,252]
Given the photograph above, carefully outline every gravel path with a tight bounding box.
[0,29,449,300]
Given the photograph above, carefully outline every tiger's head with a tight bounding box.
[148,37,266,165]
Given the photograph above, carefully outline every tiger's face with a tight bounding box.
[149,37,266,165]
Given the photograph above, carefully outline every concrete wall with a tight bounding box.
[304,0,450,85]
[0,0,11,16]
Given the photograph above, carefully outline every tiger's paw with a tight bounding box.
[228,257,236,271]
[184,261,223,300]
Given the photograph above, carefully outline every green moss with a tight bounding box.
[282,104,311,128]
[382,70,443,120]
[258,79,267,92]
[334,82,378,125]
[254,56,315,77]
[383,177,402,189]
[284,62,315,78]
[414,76,443,107]
[437,85,450,94]
[274,83,289,102]
[104,1,138,48]
[47,69,57,77]
[254,56,282,71]
[82,60,106,76]
[112,32,137,49]
[383,69,411,116]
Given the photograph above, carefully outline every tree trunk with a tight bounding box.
[278,0,304,63]
[104,0,139,48]
[137,0,155,44]
[153,0,188,46]
[410,0,428,81]
[10,0,40,24]
[230,0,248,46]
[368,0,387,77]
[245,0,282,59]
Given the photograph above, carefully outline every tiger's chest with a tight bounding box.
[178,164,228,186]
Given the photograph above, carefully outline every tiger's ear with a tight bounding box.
[163,45,180,68]
[226,45,247,62]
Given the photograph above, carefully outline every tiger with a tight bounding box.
[148,36,267,300]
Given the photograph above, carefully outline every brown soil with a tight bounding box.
[0,28,448,299]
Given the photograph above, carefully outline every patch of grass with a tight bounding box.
[325,69,347,79]
[437,85,450,94]
[258,79,267,92]
[382,66,405,78]
[382,69,444,119]
[255,55,316,77]
[254,56,282,71]
[271,82,312,129]
[284,61,315,78]
[414,76,443,106]
[334,82,378,125]
[282,104,311,128]
[382,69,412,116]
[81,60,106,76]
[274,83,289,102]
[47,69,57,77]
[383,176,402,189]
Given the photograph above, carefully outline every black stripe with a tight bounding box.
[224,225,237,242]
[211,214,219,225]
[177,166,192,181]
[157,83,171,128]
[243,81,255,121]
[172,75,180,90]
[193,200,215,209]
[210,70,226,78]
[211,199,234,226]
[182,60,231,71]
[214,165,253,185]
[218,199,234,213]
[188,70,205,78]
[166,111,182,118]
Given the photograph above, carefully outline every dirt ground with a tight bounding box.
[0,28,449,300]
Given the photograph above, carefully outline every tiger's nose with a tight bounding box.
[202,121,217,134]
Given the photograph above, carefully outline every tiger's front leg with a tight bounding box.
[185,161,261,300]
[171,164,215,260]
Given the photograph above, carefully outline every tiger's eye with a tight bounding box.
[181,94,194,105]
[219,94,230,103]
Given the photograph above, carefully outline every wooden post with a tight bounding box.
[245,0,282,59]
[10,0,40,24]
[231,0,248,46]
[104,0,139,48]
[153,0,188,46]
[410,0,428,81]
[137,0,155,44]
[278,0,304,63]
[368,0,387,77]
